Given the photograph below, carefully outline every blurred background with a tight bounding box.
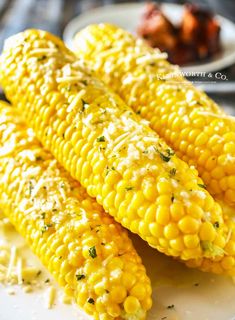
[0,0,234,111]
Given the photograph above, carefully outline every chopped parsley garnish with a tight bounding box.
[213,221,220,229]
[201,241,224,257]
[167,304,175,309]
[87,298,95,304]
[166,149,175,156]
[81,99,89,111]
[65,85,71,92]
[159,152,171,162]
[60,182,65,189]
[29,180,33,196]
[171,194,175,203]
[76,274,85,281]
[81,80,88,86]
[155,147,175,162]
[45,279,50,283]
[41,223,53,234]
[136,110,141,115]
[97,136,105,142]
[169,168,176,176]
[105,166,115,176]
[89,246,97,259]
[198,183,206,189]
[125,186,134,191]
[36,156,43,161]
[37,55,47,61]
[36,270,42,277]
[41,212,46,219]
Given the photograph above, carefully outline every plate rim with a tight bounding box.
[63,2,235,73]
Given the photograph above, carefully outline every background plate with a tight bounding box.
[63,3,235,73]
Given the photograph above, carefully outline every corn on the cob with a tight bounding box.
[73,23,235,206]
[0,101,152,320]
[0,29,231,264]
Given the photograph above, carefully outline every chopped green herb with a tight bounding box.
[169,168,176,176]
[36,156,43,161]
[59,256,62,260]
[60,182,65,188]
[143,150,149,154]
[198,183,206,189]
[213,221,220,229]
[36,270,42,277]
[52,209,58,212]
[81,99,89,111]
[65,85,71,92]
[105,290,110,293]
[159,152,171,162]
[166,149,175,156]
[76,274,85,281]
[81,80,88,86]
[171,194,175,203]
[87,298,95,304]
[37,55,47,61]
[89,246,97,259]
[97,136,105,142]
[41,212,46,219]
[167,304,175,309]
[105,166,115,176]
[29,180,33,196]
[136,110,141,115]
[201,241,224,257]
[41,223,53,234]
[45,279,50,283]
[125,186,134,191]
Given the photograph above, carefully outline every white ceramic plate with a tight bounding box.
[63,3,235,73]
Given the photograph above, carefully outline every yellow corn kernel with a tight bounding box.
[170,238,185,251]
[124,296,141,314]
[110,286,127,304]
[121,272,136,290]
[163,223,179,240]
[156,207,170,225]
[107,304,121,317]
[74,24,235,206]
[1,28,232,274]
[0,102,151,320]
[199,222,216,242]
[184,235,200,249]
[130,283,146,301]
[170,203,185,221]
[178,217,200,234]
